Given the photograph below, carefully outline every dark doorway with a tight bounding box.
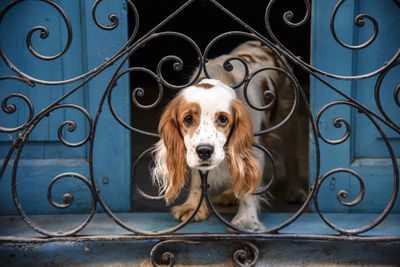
[127,0,310,212]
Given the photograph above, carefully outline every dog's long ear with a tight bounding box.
[227,98,260,198]
[152,95,188,204]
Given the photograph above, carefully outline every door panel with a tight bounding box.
[311,0,400,213]
[0,0,131,214]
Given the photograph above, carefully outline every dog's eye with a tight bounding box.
[217,115,229,126]
[183,115,193,126]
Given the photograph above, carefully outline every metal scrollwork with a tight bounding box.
[374,60,400,132]
[315,101,352,145]
[150,240,259,267]
[0,93,34,133]
[0,0,72,82]
[203,31,253,89]
[233,242,259,267]
[54,104,93,147]
[92,0,120,31]
[0,1,399,266]
[12,170,97,237]
[132,147,163,200]
[313,101,399,236]
[130,67,164,110]
[0,0,139,86]
[330,0,378,50]
[150,240,179,267]
[46,172,96,210]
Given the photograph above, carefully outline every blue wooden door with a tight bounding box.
[311,0,400,212]
[0,0,131,214]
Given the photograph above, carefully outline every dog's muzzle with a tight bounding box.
[195,144,214,161]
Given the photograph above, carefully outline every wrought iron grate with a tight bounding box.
[0,0,399,265]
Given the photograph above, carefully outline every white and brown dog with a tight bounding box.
[152,41,296,231]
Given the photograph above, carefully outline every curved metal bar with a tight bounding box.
[202,170,266,234]
[232,241,260,267]
[0,0,72,80]
[247,67,300,136]
[92,0,120,30]
[0,135,21,180]
[204,99,321,235]
[306,60,400,135]
[107,67,161,138]
[201,30,289,91]
[11,148,97,237]
[51,104,93,147]
[106,31,202,137]
[0,0,398,244]
[330,0,378,50]
[0,75,35,86]
[150,239,259,267]
[202,31,254,89]
[201,30,302,136]
[91,86,206,234]
[316,168,366,209]
[0,0,139,86]
[152,32,202,89]
[4,101,96,236]
[0,93,34,133]
[251,143,277,195]
[25,1,72,61]
[150,240,184,267]
[374,60,400,132]
[315,101,352,145]
[129,68,164,110]
[132,147,164,201]
[90,0,139,60]
[313,101,399,236]
[281,0,311,28]
[46,172,94,210]
[395,84,400,107]
[265,0,400,81]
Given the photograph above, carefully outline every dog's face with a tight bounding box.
[153,79,260,203]
[179,80,235,170]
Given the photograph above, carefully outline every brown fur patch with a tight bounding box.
[237,53,256,64]
[179,102,201,138]
[158,95,189,204]
[215,111,232,138]
[227,99,260,197]
[196,82,214,89]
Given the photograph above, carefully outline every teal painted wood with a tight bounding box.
[1,213,400,266]
[1,212,400,237]
[0,0,131,214]
[310,0,400,213]
[1,238,400,266]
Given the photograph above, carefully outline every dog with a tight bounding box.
[152,41,301,231]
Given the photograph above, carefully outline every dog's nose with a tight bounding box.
[195,145,214,160]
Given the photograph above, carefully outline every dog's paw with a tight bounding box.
[230,215,266,232]
[212,189,239,206]
[171,201,209,222]
[286,187,308,204]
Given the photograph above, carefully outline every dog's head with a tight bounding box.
[152,79,260,204]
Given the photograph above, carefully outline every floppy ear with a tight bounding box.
[227,99,260,198]
[152,95,188,204]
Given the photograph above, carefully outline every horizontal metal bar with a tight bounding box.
[1,233,400,244]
